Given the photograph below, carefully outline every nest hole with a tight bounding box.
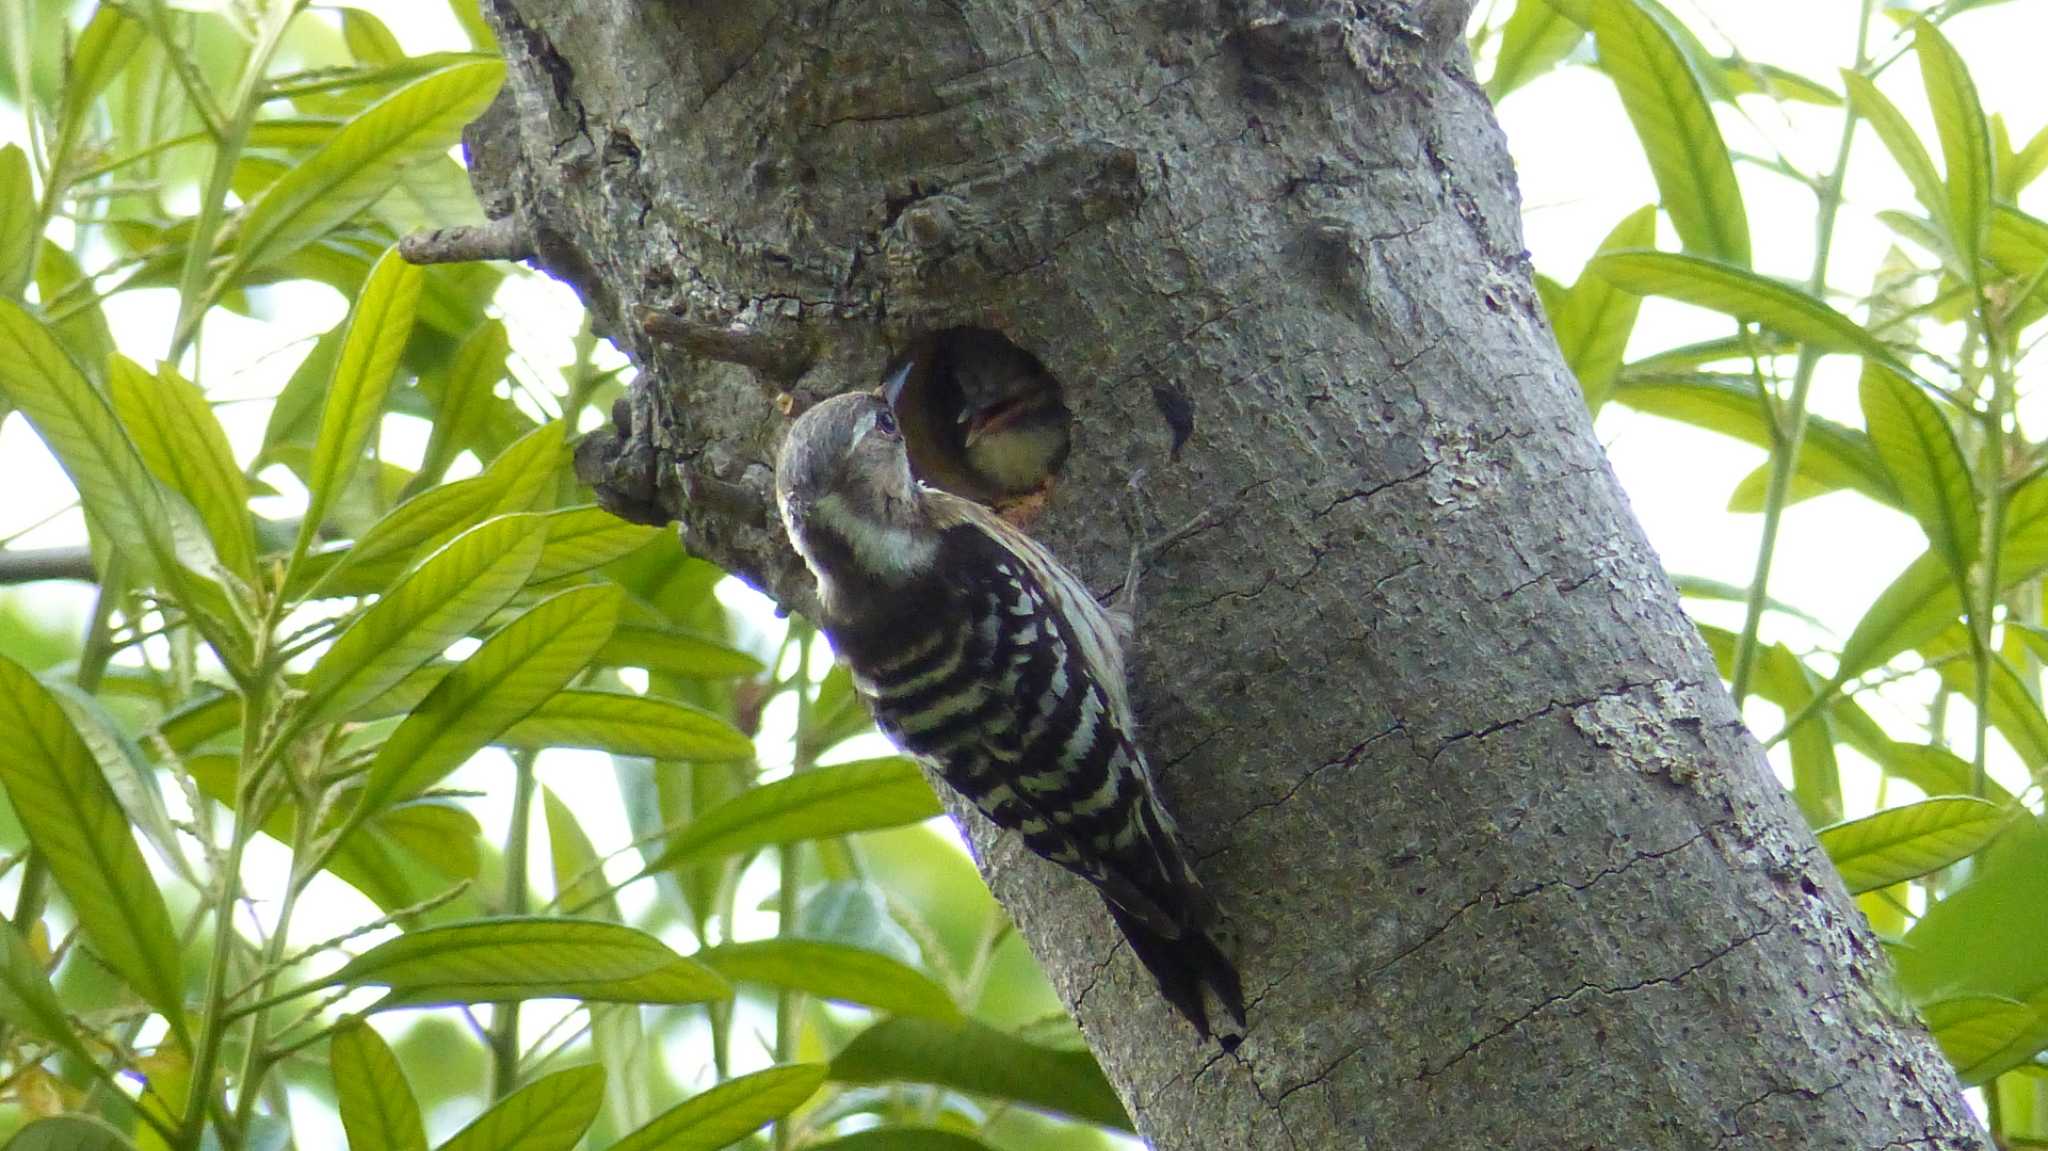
[882,327,1072,506]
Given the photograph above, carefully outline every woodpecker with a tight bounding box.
[775,389,1245,1043]
[881,328,1072,505]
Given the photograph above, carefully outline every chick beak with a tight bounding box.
[960,394,1038,449]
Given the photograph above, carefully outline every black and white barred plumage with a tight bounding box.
[775,389,1244,1042]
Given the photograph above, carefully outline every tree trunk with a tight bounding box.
[462,0,1986,1146]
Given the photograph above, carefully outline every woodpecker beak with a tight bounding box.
[961,394,1039,449]
[881,360,915,409]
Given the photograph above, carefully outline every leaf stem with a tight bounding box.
[1972,305,2017,799]
[773,626,815,1151]
[167,0,303,364]
[1729,0,1874,707]
[490,750,539,1099]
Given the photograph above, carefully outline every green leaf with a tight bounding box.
[1921,996,2040,1085]
[469,421,571,520]
[1894,820,2048,1084]
[1998,468,2048,586]
[1860,361,1977,589]
[696,939,960,1020]
[1716,60,1839,106]
[0,314,248,668]
[46,681,195,885]
[1622,330,1796,373]
[330,1020,428,1151]
[0,657,186,1038]
[530,507,664,584]
[1723,465,1821,512]
[230,59,506,277]
[1818,797,2010,894]
[4,1116,139,1151]
[157,690,241,755]
[804,1133,995,1151]
[183,755,481,917]
[438,1064,607,1151]
[295,246,423,557]
[416,319,509,487]
[314,473,505,597]
[1609,374,1897,509]
[0,915,93,1067]
[645,758,943,873]
[542,791,654,1132]
[1838,550,1967,682]
[1985,205,2048,324]
[299,514,548,729]
[35,242,113,380]
[321,917,729,1007]
[1592,251,1899,368]
[264,324,344,457]
[1549,205,1656,409]
[108,356,257,581]
[831,1018,1131,1131]
[496,690,754,761]
[1929,645,2048,773]
[316,423,569,598]
[2007,120,2048,200]
[57,7,147,150]
[1486,0,1584,101]
[1590,0,1748,265]
[798,881,922,966]
[609,1064,826,1151]
[342,9,407,65]
[1915,21,1992,275]
[355,583,623,816]
[0,302,224,584]
[0,144,34,298]
[1841,70,1948,234]
[598,623,767,680]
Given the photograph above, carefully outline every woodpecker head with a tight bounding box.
[882,328,1072,503]
[776,391,937,609]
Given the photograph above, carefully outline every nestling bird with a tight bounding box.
[775,389,1245,1043]
[881,328,1072,506]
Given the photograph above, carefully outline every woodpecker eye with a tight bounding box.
[872,408,899,439]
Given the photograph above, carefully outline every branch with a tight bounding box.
[636,306,815,381]
[0,547,96,584]
[398,218,534,265]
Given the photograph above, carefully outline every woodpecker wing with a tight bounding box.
[901,490,1219,937]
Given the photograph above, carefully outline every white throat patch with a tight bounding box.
[787,491,939,615]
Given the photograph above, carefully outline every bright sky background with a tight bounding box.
[2,0,2046,1141]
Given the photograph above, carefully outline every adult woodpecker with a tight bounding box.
[881,328,1073,506]
[774,389,1245,1043]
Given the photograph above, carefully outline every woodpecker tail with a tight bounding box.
[1107,902,1246,1049]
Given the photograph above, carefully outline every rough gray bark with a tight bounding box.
[462,1,1987,1146]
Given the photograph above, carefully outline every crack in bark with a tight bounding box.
[1311,460,1437,520]
[1423,677,1681,763]
[1354,824,1716,1019]
[1415,924,1777,1082]
[1497,826,1712,904]
[1710,1080,1847,1149]
[1138,45,1229,110]
[1231,722,1406,825]
[1071,935,1127,1014]
[1229,1044,1304,1151]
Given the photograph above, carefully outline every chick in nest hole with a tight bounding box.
[880,328,1072,522]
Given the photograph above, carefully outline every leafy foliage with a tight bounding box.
[1479,0,2048,1136]
[0,4,1113,1148]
